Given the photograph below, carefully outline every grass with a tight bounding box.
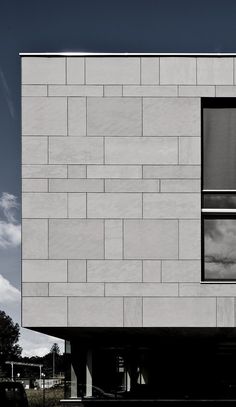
[26,387,64,407]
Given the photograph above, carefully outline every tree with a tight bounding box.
[0,310,22,377]
[50,343,60,355]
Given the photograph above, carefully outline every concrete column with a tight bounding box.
[70,363,78,398]
[85,349,92,398]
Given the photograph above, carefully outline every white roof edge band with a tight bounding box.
[19,52,236,56]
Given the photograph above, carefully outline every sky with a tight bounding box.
[1,0,236,356]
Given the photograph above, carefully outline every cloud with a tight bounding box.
[19,332,64,357]
[0,192,21,248]
[0,274,20,303]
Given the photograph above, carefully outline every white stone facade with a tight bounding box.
[21,55,236,329]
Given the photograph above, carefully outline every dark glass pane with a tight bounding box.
[204,218,236,280]
[203,194,236,208]
[203,107,236,190]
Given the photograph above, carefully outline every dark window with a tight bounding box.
[202,99,236,281]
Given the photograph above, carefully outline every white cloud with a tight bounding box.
[0,192,21,248]
[0,274,20,303]
[19,332,64,357]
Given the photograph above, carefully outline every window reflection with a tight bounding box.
[204,218,236,280]
[203,194,236,209]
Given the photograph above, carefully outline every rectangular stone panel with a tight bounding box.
[22,137,48,164]
[160,179,200,193]
[22,57,66,84]
[68,297,123,327]
[179,220,201,259]
[22,85,47,96]
[105,137,178,165]
[49,137,103,164]
[49,283,104,296]
[67,57,85,84]
[123,86,177,97]
[143,165,200,179]
[68,193,86,218]
[68,260,87,282]
[68,165,87,178]
[143,98,200,136]
[179,137,201,165]
[22,219,48,259]
[49,179,104,192]
[68,98,86,136]
[86,57,140,84]
[197,58,233,85]
[22,297,67,327]
[87,193,142,218]
[216,86,236,97]
[143,298,216,327]
[141,57,159,84]
[105,179,159,192]
[179,283,236,297]
[124,220,178,259]
[124,298,142,327]
[22,97,67,136]
[87,260,142,282]
[105,220,123,259]
[105,282,178,296]
[162,260,201,282]
[104,85,122,96]
[217,298,235,327]
[143,261,161,282]
[22,164,67,178]
[49,219,104,259]
[22,193,67,218]
[87,165,142,179]
[49,85,103,96]
[22,283,48,296]
[22,260,67,282]
[22,179,48,192]
[87,98,142,136]
[160,57,196,84]
[143,193,200,219]
[178,85,215,97]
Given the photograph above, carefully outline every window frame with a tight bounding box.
[201,98,236,282]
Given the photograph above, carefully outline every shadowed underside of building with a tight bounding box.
[21,53,236,403]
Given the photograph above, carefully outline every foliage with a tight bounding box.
[50,343,60,355]
[0,310,22,377]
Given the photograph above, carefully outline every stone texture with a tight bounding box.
[49,283,104,296]
[105,179,159,192]
[49,85,102,96]
[22,137,48,164]
[180,283,236,297]
[178,85,215,97]
[87,165,142,179]
[105,220,123,259]
[22,85,47,96]
[123,86,177,97]
[22,164,67,178]
[68,193,86,218]
[160,179,200,193]
[160,57,196,84]
[124,298,142,327]
[143,98,200,136]
[105,283,178,297]
[87,98,142,136]
[22,193,67,218]
[87,193,142,218]
[217,298,235,327]
[105,137,178,165]
[67,57,84,84]
[22,57,66,84]
[143,261,161,282]
[22,219,48,259]
[143,165,200,179]
[104,85,122,96]
[68,98,86,136]
[68,165,87,178]
[179,137,201,165]
[141,58,159,84]
[87,260,142,282]
[124,220,178,259]
[49,179,104,192]
[22,97,67,136]
[68,260,87,282]
[197,58,233,84]
[86,57,140,84]
[216,86,236,97]
[68,297,123,326]
[49,219,104,259]
[49,137,103,164]
[23,297,67,326]
[22,260,67,282]
[143,193,200,219]
[22,283,48,296]
[22,179,48,192]
[162,260,201,282]
[179,220,201,259]
[143,298,216,327]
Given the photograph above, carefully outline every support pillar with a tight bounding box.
[85,349,92,398]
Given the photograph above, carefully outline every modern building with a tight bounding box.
[21,53,236,403]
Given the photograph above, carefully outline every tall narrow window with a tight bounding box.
[202,98,236,281]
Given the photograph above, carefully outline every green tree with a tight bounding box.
[0,310,22,377]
